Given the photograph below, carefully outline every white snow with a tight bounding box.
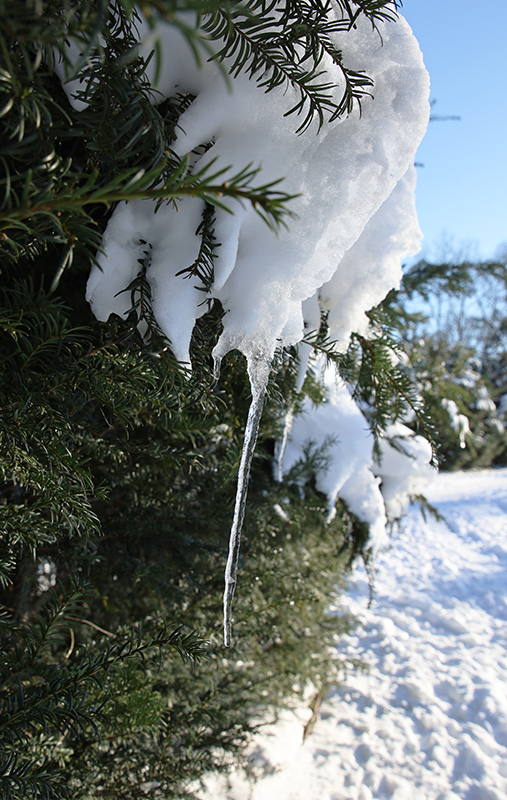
[476,388,497,414]
[278,364,435,551]
[442,399,470,450]
[319,163,423,349]
[279,364,388,549]
[373,421,435,521]
[84,10,430,380]
[200,468,507,800]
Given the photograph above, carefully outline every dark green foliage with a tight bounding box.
[175,203,219,291]
[0,0,297,279]
[0,281,359,797]
[0,581,210,799]
[51,477,356,799]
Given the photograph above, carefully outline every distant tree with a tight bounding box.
[379,254,507,470]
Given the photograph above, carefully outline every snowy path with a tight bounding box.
[202,469,507,800]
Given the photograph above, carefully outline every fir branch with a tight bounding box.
[0,750,64,800]
[23,583,89,664]
[399,257,507,302]
[175,202,219,290]
[0,602,209,748]
[338,0,400,27]
[410,493,448,527]
[202,0,376,133]
[0,156,297,236]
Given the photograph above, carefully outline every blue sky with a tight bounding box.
[400,0,507,261]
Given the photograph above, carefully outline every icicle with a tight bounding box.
[274,405,294,483]
[223,356,270,647]
[295,343,312,393]
[213,354,222,382]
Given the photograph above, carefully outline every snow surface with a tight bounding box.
[201,468,507,800]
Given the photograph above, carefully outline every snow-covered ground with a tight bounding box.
[202,468,507,800]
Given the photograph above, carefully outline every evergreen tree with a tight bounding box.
[378,254,507,470]
[0,1,434,797]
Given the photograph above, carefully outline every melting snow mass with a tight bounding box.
[201,468,507,800]
[84,12,429,377]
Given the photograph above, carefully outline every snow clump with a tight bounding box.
[278,363,435,550]
[373,421,435,520]
[84,9,430,392]
[442,398,470,449]
[278,363,389,551]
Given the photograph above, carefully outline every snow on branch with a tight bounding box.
[74,2,430,643]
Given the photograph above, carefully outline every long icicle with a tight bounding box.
[275,404,294,483]
[222,364,269,647]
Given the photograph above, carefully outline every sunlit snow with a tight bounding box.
[201,468,507,800]
[279,362,388,549]
[442,399,470,450]
[279,363,435,551]
[86,13,429,378]
[374,421,435,522]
